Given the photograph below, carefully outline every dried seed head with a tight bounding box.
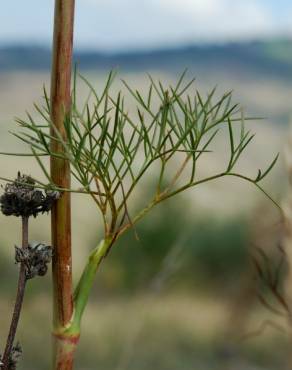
[9,343,22,370]
[0,342,22,370]
[0,172,60,218]
[15,243,53,280]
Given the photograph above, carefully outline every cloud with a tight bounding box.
[0,0,291,50]
[74,0,282,50]
[155,0,275,40]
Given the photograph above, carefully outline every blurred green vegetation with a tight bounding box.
[262,39,292,64]
[0,192,286,370]
[91,202,249,296]
[0,200,250,297]
[0,64,286,369]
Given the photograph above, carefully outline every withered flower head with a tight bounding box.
[0,172,60,218]
[8,342,22,370]
[0,342,22,370]
[15,243,53,280]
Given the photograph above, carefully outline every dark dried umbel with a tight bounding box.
[0,173,58,370]
[7,343,22,370]
[0,172,60,218]
[0,343,22,370]
[15,243,53,280]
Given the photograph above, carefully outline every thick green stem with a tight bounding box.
[71,239,112,333]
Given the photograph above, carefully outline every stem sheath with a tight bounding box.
[51,239,111,369]
[72,239,112,332]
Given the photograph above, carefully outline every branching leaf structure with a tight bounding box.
[4,71,280,333]
[12,72,279,240]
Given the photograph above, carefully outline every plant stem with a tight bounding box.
[2,217,29,370]
[50,239,112,370]
[72,239,112,332]
[50,1,75,369]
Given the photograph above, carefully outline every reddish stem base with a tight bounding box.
[53,333,80,370]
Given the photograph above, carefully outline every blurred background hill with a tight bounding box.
[1,39,292,78]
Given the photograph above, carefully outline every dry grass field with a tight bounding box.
[0,69,290,369]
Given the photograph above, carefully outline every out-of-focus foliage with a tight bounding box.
[93,203,248,294]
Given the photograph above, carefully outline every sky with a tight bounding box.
[0,0,291,51]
